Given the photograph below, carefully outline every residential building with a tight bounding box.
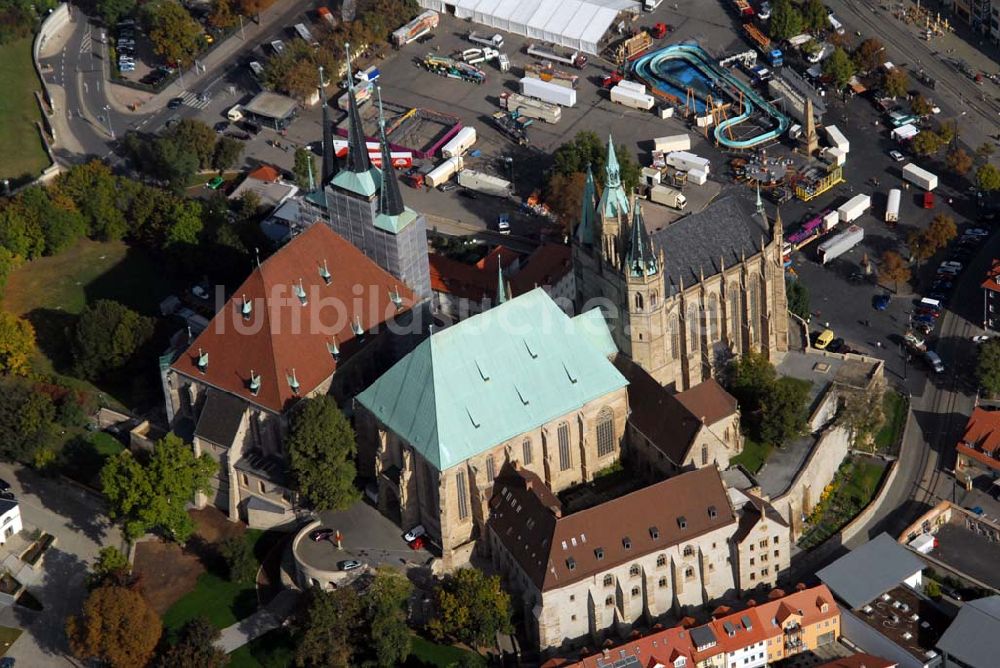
[936,595,1000,668]
[309,53,431,299]
[982,259,1000,331]
[0,498,21,544]
[228,164,299,211]
[615,356,742,476]
[728,487,790,592]
[354,288,629,566]
[818,534,947,668]
[555,585,838,667]
[573,141,788,393]
[163,223,416,527]
[954,406,1000,478]
[951,0,999,43]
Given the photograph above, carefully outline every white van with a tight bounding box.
[828,15,845,35]
[919,297,942,311]
[227,105,243,122]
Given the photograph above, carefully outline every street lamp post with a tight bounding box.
[103,105,114,139]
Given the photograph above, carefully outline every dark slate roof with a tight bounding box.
[816,533,925,609]
[651,193,771,288]
[0,498,18,516]
[194,390,247,448]
[936,595,1000,668]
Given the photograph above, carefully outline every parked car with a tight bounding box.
[498,213,511,235]
[974,335,994,343]
[438,182,457,192]
[924,350,945,373]
[828,337,845,353]
[814,329,835,350]
[310,528,334,542]
[206,176,225,190]
[889,150,905,162]
[873,294,891,311]
[403,525,426,543]
[213,121,229,133]
[191,284,210,300]
[168,97,184,109]
[338,560,362,571]
[0,479,10,492]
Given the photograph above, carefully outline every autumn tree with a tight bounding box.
[975,142,995,162]
[67,586,161,668]
[977,163,1000,192]
[142,0,202,68]
[0,376,55,463]
[907,230,935,265]
[427,568,512,649]
[236,0,276,21]
[911,94,933,117]
[286,396,359,511]
[853,37,886,72]
[883,68,909,98]
[879,250,911,292]
[87,546,132,589]
[926,214,958,249]
[71,299,154,381]
[206,0,236,29]
[822,47,856,89]
[54,161,127,241]
[937,120,958,146]
[946,147,973,176]
[911,130,944,156]
[0,311,35,376]
[546,171,587,237]
[839,379,887,450]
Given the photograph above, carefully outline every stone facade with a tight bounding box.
[732,504,790,592]
[627,405,742,478]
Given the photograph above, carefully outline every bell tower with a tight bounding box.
[596,135,630,270]
[623,196,667,378]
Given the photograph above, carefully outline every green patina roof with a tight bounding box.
[599,135,629,220]
[373,206,418,234]
[356,288,627,471]
[331,167,381,198]
[571,308,618,357]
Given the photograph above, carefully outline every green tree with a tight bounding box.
[725,351,777,418]
[785,277,810,320]
[911,131,944,157]
[169,119,219,170]
[236,0,276,21]
[801,0,828,33]
[759,377,811,446]
[925,579,942,599]
[0,377,55,463]
[71,300,154,381]
[937,120,958,146]
[975,142,995,162]
[219,535,257,583]
[552,130,640,192]
[366,566,413,667]
[143,0,203,68]
[0,205,45,259]
[67,586,162,668]
[0,311,35,376]
[95,0,136,25]
[154,616,227,668]
[427,568,511,649]
[100,434,217,540]
[152,135,201,192]
[164,198,204,248]
[977,338,1000,397]
[879,250,911,292]
[15,185,88,255]
[822,47,856,89]
[768,0,803,39]
[292,147,317,189]
[212,136,244,172]
[286,396,359,511]
[853,37,886,72]
[88,546,132,589]
[294,586,362,667]
[883,68,909,98]
[977,163,1000,192]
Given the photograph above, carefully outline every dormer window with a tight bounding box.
[319,259,332,285]
[352,316,364,337]
[287,369,300,394]
[649,526,659,540]
[327,336,340,360]
[622,537,632,550]
[248,370,261,396]
[678,516,687,530]
[196,348,208,373]
[566,557,576,571]
[595,547,604,560]
[240,294,252,320]
[293,279,308,305]
[389,285,403,310]
[708,505,718,519]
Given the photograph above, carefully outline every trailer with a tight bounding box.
[823,147,847,166]
[837,194,871,223]
[499,92,561,123]
[337,81,372,109]
[902,163,938,191]
[886,188,901,224]
[653,135,691,153]
[666,151,710,174]
[523,62,579,88]
[824,124,850,153]
[687,169,707,185]
[817,224,864,264]
[457,169,513,198]
[330,140,414,168]
[355,65,380,82]
[294,23,318,46]
[392,10,439,48]
[491,111,529,145]
[615,80,647,94]
[891,124,919,141]
[468,31,504,48]
[520,77,576,107]
[610,85,655,110]
[526,43,587,69]
[650,185,687,209]
[617,31,653,61]
[440,126,477,158]
[425,156,463,188]
[422,54,486,84]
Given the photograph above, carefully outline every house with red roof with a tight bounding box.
[163,223,416,527]
[955,406,1000,477]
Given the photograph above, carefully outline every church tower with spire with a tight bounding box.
[313,44,431,299]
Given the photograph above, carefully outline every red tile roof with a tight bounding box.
[171,224,414,413]
[475,245,521,273]
[754,584,838,629]
[510,244,571,296]
[675,378,739,426]
[982,259,1000,294]
[956,407,1000,472]
[247,164,281,183]
[428,254,494,302]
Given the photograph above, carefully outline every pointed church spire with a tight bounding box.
[343,44,372,175]
[625,195,657,278]
[306,147,315,191]
[605,135,621,189]
[755,183,764,217]
[497,262,507,304]
[318,65,335,185]
[598,135,630,220]
[376,87,405,216]
[575,164,597,247]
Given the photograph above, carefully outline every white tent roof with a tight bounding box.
[419,0,638,54]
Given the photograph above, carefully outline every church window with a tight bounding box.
[702,445,709,466]
[605,595,614,606]
[596,408,615,457]
[486,455,496,483]
[635,292,644,311]
[669,315,680,360]
[687,303,700,349]
[558,422,571,471]
[749,276,761,344]
[658,577,668,588]
[630,564,640,577]
[684,567,695,579]
[707,293,719,342]
[650,292,657,308]
[728,284,741,345]
[631,586,640,597]
[522,439,533,465]
[456,470,469,520]
[656,554,666,568]
[604,575,614,587]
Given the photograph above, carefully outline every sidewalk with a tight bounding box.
[215,589,300,653]
[36,13,87,156]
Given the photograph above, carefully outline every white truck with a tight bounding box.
[650,185,687,210]
[499,92,561,123]
[653,135,691,153]
[519,77,576,107]
[468,31,504,48]
[902,163,938,191]
[817,224,864,264]
[610,84,655,110]
[886,189,901,224]
[425,156,463,188]
[824,124,849,153]
[294,23,318,46]
[643,0,664,10]
[666,151,710,174]
[525,43,588,69]
[837,194,871,223]
[823,146,847,166]
[440,126,477,159]
[457,169,513,198]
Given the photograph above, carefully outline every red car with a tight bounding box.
[408,536,425,550]
[923,192,935,209]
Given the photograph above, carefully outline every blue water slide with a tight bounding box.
[632,43,790,149]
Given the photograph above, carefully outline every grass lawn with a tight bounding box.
[228,628,296,668]
[730,437,772,474]
[0,625,22,655]
[162,571,258,634]
[0,37,50,182]
[59,431,125,487]
[874,391,907,454]
[404,634,480,667]
[798,457,886,549]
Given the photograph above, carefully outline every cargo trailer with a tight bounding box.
[425,156,463,188]
[392,11,439,47]
[837,194,871,223]
[525,43,587,69]
[440,126,477,158]
[457,169,513,198]
[499,92,561,123]
[824,124,849,153]
[817,224,864,264]
[687,168,708,185]
[666,151,710,174]
[886,189,901,224]
[902,163,938,191]
[519,77,576,107]
[610,85,655,110]
[653,135,691,153]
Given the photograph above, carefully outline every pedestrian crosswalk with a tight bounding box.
[178,90,211,110]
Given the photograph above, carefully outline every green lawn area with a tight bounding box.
[874,391,908,454]
[730,437,772,474]
[58,431,125,487]
[0,37,50,182]
[162,571,258,634]
[404,634,480,667]
[0,625,23,655]
[798,457,887,549]
[228,628,296,668]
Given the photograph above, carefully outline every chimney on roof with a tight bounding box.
[389,285,403,310]
[287,368,301,394]
[327,336,340,360]
[196,348,208,373]
[241,294,252,320]
[352,316,364,337]
[248,370,261,396]
[319,259,332,285]
[294,279,308,305]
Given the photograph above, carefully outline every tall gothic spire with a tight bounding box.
[605,135,621,189]
[755,183,764,217]
[496,262,507,305]
[575,164,597,247]
[343,44,372,175]
[376,87,405,216]
[598,135,630,220]
[318,65,335,186]
[625,195,657,278]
